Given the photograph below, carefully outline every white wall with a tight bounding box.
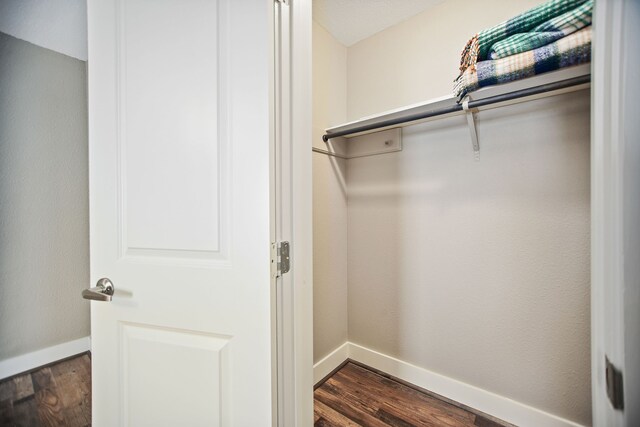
[0,0,87,61]
[0,31,90,361]
[312,22,349,363]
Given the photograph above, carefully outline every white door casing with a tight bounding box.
[272,0,313,425]
[87,0,276,425]
[592,0,640,425]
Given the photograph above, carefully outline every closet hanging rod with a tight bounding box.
[322,74,591,142]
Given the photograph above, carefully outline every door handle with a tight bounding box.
[82,278,115,302]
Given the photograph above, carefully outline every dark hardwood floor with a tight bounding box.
[314,361,513,427]
[0,353,91,427]
[1,353,510,426]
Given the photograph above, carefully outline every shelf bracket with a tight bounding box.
[462,97,480,161]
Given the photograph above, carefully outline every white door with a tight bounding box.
[86,0,276,425]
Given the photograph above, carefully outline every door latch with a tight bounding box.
[271,241,290,278]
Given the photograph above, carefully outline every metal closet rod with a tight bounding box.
[322,74,591,142]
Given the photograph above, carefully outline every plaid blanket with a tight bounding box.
[454,26,591,100]
[458,0,589,76]
[489,0,592,59]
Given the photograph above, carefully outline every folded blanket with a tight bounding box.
[458,0,589,76]
[489,0,592,60]
[454,26,591,100]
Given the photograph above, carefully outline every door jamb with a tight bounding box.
[274,0,313,425]
[591,0,640,425]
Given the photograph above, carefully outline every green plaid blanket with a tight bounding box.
[459,0,589,76]
[489,0,592,59]
[454,26,591,100]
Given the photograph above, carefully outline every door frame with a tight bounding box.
[275,0,313,425]
[591,0,640,425]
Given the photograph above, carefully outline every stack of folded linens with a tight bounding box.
[453,0,593,101]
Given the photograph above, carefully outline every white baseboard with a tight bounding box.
[0,336,91,380]
[314,342,584,427]
[313,342,349,384]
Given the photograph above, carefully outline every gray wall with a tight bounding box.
[0,31,89,360]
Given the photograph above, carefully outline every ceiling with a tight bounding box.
[313,0,445,46]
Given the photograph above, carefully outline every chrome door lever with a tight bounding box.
[82,278,115,302]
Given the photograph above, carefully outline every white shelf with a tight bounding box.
[325,64,591,140]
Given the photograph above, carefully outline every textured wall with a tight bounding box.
[0,32,89,360]
[344,1,591,424]
[312,22,349,363]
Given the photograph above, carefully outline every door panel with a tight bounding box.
[121,0,224,258]
[120,323,230,425]
[87,0,274,425]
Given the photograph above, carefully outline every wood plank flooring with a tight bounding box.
[314,362,513,427]
[0,353,91,427]
[1,353,510,426]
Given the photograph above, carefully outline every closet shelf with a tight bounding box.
[322,64,591,142]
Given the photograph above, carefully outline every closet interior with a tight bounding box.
[311,1,591,426]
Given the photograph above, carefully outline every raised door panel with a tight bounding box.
[117,0,228,262]
[120,323,230,426]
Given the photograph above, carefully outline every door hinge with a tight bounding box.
[271,241,290,279]
[275,0,289,4]
[605,355,624,410]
